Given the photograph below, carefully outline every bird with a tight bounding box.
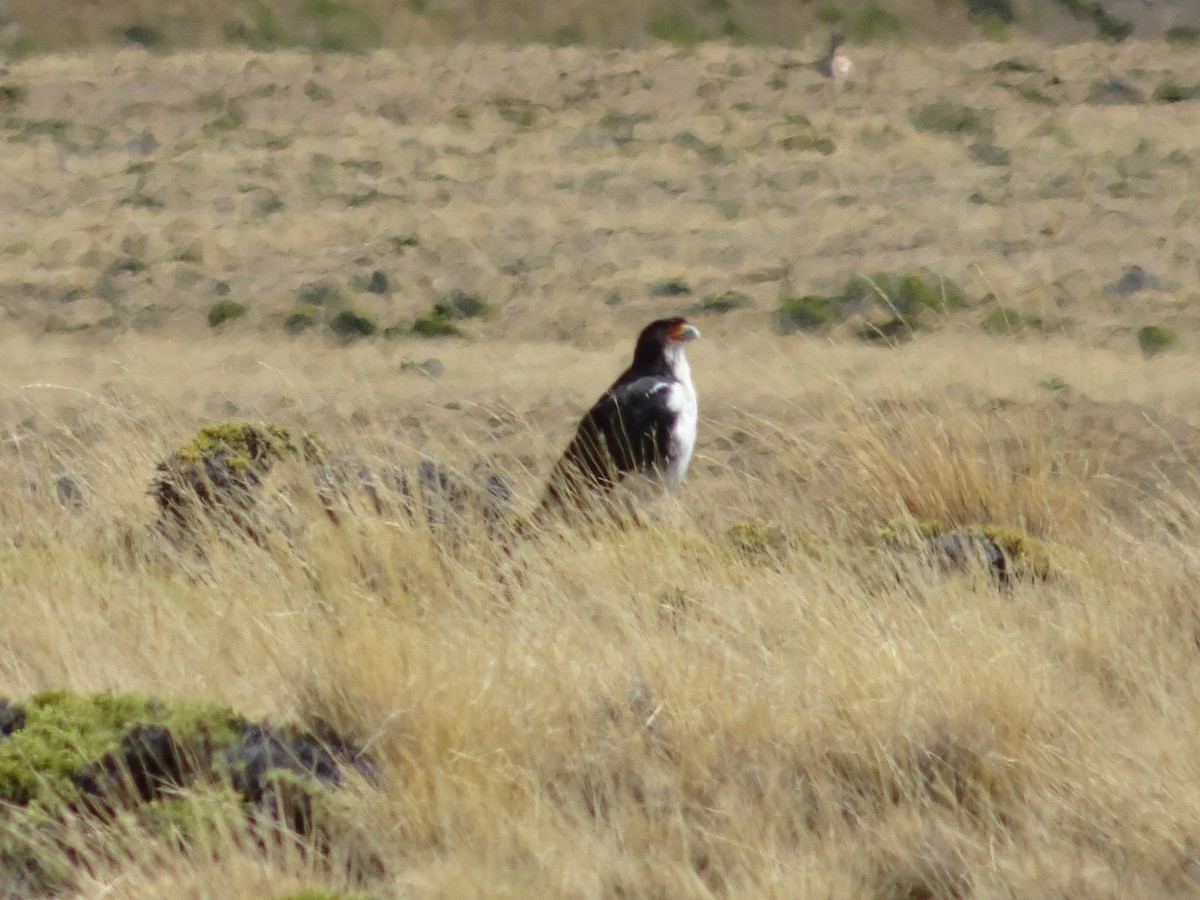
[816,25,852,80]
[534,317,700,522]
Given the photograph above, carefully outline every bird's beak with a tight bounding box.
[673,323,701,342]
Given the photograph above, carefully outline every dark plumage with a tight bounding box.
[536,317,700,521]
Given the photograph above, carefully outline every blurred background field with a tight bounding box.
[2,0,1200,53]
[2,1,1200,897]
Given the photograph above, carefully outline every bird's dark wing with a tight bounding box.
[544,376,677,502]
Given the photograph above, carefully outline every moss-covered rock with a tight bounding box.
[881,519,1051,582]
[0,690,376,895]
[315,455,512,540]
[152,421,326,540]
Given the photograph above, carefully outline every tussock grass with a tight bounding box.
[2,325,1200,895]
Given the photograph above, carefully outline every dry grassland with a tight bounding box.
[2,37,1200,898]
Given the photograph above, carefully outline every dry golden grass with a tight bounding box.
[2,39,1200,898]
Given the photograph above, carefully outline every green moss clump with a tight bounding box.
[443,291,490,319]
[981,306,1044,335]
[412,312,462,337]
[1153,82,1200,104]
[966,0,1016,24]
[0,84,27,104]
[1166,26,1200,46]
[297,281,341,306]
[779,113,835,155]
[845,4,904,42]
[778,295,836,331]
[647,8,702,47]
[170,422,324,478]
[855,316,912,343]
[1137,324,1176,356]
[848,270,966,315]
[202,102,247,135]
[224,0,290,48]
[152,421,326,536]
[410,292,488,338]
[695,291,752,315]
[296,0,382,50]
[1054,0,1131,41]
[284,305,319,334]
[0,691,240,808]
[727,519,790,558]
[207,299,247,328]
[650,278,692,297]
[910,101,995,139]
[328,309,377,339]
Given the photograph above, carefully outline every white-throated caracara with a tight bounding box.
[535,317,700,520]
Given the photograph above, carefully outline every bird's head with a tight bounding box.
[632,317,700,368]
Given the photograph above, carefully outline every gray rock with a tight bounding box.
[1105,264,1162,295]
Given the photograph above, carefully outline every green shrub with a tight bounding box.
[650,278,692,297]
[843,4,905,42]
[443,290,490,318]
[1137,324,1176,356]
[1166,26,1200,46]
[647,8,702,47]
[284,305,318,334]
[778,295,836,331]
[695,292,752,315]
[0,84,26,104]
[412,313,462,337]
[910,101,995,139]
[207,299,247,328]
[1153,82,1200,103]
[1054,0,1131,41]
[329,309,377,339]
[843,270,966,317]
[298,281,341,305]
[297,0,382,51]
[980,306,1025,334]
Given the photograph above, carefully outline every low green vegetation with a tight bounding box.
[284,305,319,334]
[0,83,26,104]
[646,8,702,48]
[207,299,247,328]
[412,292,490,338]
[329,308,377,339]
[980,305,1044,335]
[1053,0,1132,41]
[910,101,995,139]
[1137,324,1176,356]
[1153,81,1200,104]
[296,0,382,51]
[693,291,752,315]
[779,114,835,155]
[777,295,836,332]
[775,270,968,342]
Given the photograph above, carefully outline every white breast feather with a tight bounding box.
[663,353,697,489]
